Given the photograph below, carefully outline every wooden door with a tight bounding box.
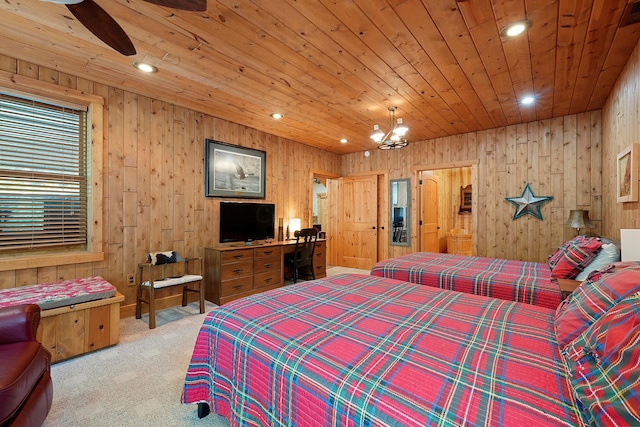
[420,173,440,252]
[337,175,378,269]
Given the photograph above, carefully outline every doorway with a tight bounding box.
[419,164,475,254]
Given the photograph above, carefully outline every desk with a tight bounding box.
[204,240,326,305]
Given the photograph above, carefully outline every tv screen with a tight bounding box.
[219,202,275,243]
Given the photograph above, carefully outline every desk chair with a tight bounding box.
[285,228,318,284]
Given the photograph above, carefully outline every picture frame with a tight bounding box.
[616,143,639,203]
[205,139,266,198]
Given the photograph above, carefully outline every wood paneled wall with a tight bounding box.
[343,112,603,263]
[0,54,341,314]
[602,39,640,236]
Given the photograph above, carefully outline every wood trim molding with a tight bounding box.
[413,159,478,172]
[0,70,105,269]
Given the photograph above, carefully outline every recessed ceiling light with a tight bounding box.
[339,138,348,144]
[133,62,158,73]
[270,113,284,119]
[520,96,535,105]
[500,20,532,38]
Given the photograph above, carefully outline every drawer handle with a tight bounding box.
[264,263,272,268]
[233,268,243,273]
[233,255,243,259]
[264,278,272,283]
[233,284,244,289]
[264,250,273,255]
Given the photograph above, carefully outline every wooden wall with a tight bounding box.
[343,112,603,263]
[0,54,341,316]
[602,39,640,236]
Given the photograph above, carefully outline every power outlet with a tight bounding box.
[127,274,135,285]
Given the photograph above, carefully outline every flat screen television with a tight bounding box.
[219,202,275,243]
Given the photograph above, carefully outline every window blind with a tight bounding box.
[0,92,88,252]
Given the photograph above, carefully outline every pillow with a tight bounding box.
[149,251,177,265]
[548,236,580,270]
[575,243,621,281]
[555,261,640,349]
[560,293,640,426]
[549,237,603,279]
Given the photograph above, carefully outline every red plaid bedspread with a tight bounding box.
[182,274,584,426]
[371,252,562,309]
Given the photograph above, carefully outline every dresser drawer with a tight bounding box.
[313,243,326,267]
[220,277,254,297]
[220,259,254,281]
[313,264,326,279]
[255,246,280,258]
[254,254,281,274]
[221,249,253,263]
[254,270,281,289]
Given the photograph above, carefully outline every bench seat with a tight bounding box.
[0,276,116,310]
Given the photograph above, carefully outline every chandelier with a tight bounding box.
[369,106,409,150]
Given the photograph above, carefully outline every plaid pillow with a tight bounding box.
[555,261,640,349]
[549,236,602,279]
[560,292,640,426]
[548,236,579,270]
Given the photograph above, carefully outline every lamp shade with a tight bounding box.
[621,229,640,261]
[565,210,594,233]
[290,218,301,235]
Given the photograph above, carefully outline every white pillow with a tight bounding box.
[575,243,621,281]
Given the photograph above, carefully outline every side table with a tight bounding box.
[556,278,582,300]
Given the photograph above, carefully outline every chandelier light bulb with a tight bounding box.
[394,118,408,136]
[370,107,409,149]
[370,124,384,143]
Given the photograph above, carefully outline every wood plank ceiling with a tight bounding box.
[0,0,638,154]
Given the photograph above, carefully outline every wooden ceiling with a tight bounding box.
[0,0,639,154]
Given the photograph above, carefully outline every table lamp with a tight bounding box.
[621,229,640,261]
[565,210,594,235]
[289,218,301,238]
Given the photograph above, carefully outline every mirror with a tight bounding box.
[390,179,410,246]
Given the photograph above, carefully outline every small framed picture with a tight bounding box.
[616,143,639,203]
[205,139,266,198]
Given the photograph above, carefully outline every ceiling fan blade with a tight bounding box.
[66,0,136,56]
[143,0,206,12]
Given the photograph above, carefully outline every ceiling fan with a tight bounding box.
[42,0,207,56]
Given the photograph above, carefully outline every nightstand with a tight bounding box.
[556,278,582,300]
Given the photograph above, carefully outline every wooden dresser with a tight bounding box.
[204,240,326,305]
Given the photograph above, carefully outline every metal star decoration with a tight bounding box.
[505,183,553,220]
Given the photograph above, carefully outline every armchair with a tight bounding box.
[0,304,53,427]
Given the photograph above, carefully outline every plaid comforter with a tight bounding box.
[182,274,584,426]
[371,252,562,309]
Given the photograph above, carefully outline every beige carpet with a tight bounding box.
[43,266,369,426]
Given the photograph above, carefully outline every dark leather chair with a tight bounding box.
[285,228,318,283]
[0,304,53,427]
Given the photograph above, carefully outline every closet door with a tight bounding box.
[337,175,378,269]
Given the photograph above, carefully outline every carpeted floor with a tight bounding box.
[43,301,229,427]
[43,266,369,426]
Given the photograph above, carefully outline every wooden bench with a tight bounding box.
[136,251,205,329]
[0,276,123,363]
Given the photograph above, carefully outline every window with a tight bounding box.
[0,92,88,253]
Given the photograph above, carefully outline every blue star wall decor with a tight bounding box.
[505,183,553,220]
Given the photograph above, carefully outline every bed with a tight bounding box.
[370,237,619,309]
[370,252,562,309]
[182,263,640,426]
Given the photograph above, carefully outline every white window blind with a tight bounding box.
[0,92,88,252]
